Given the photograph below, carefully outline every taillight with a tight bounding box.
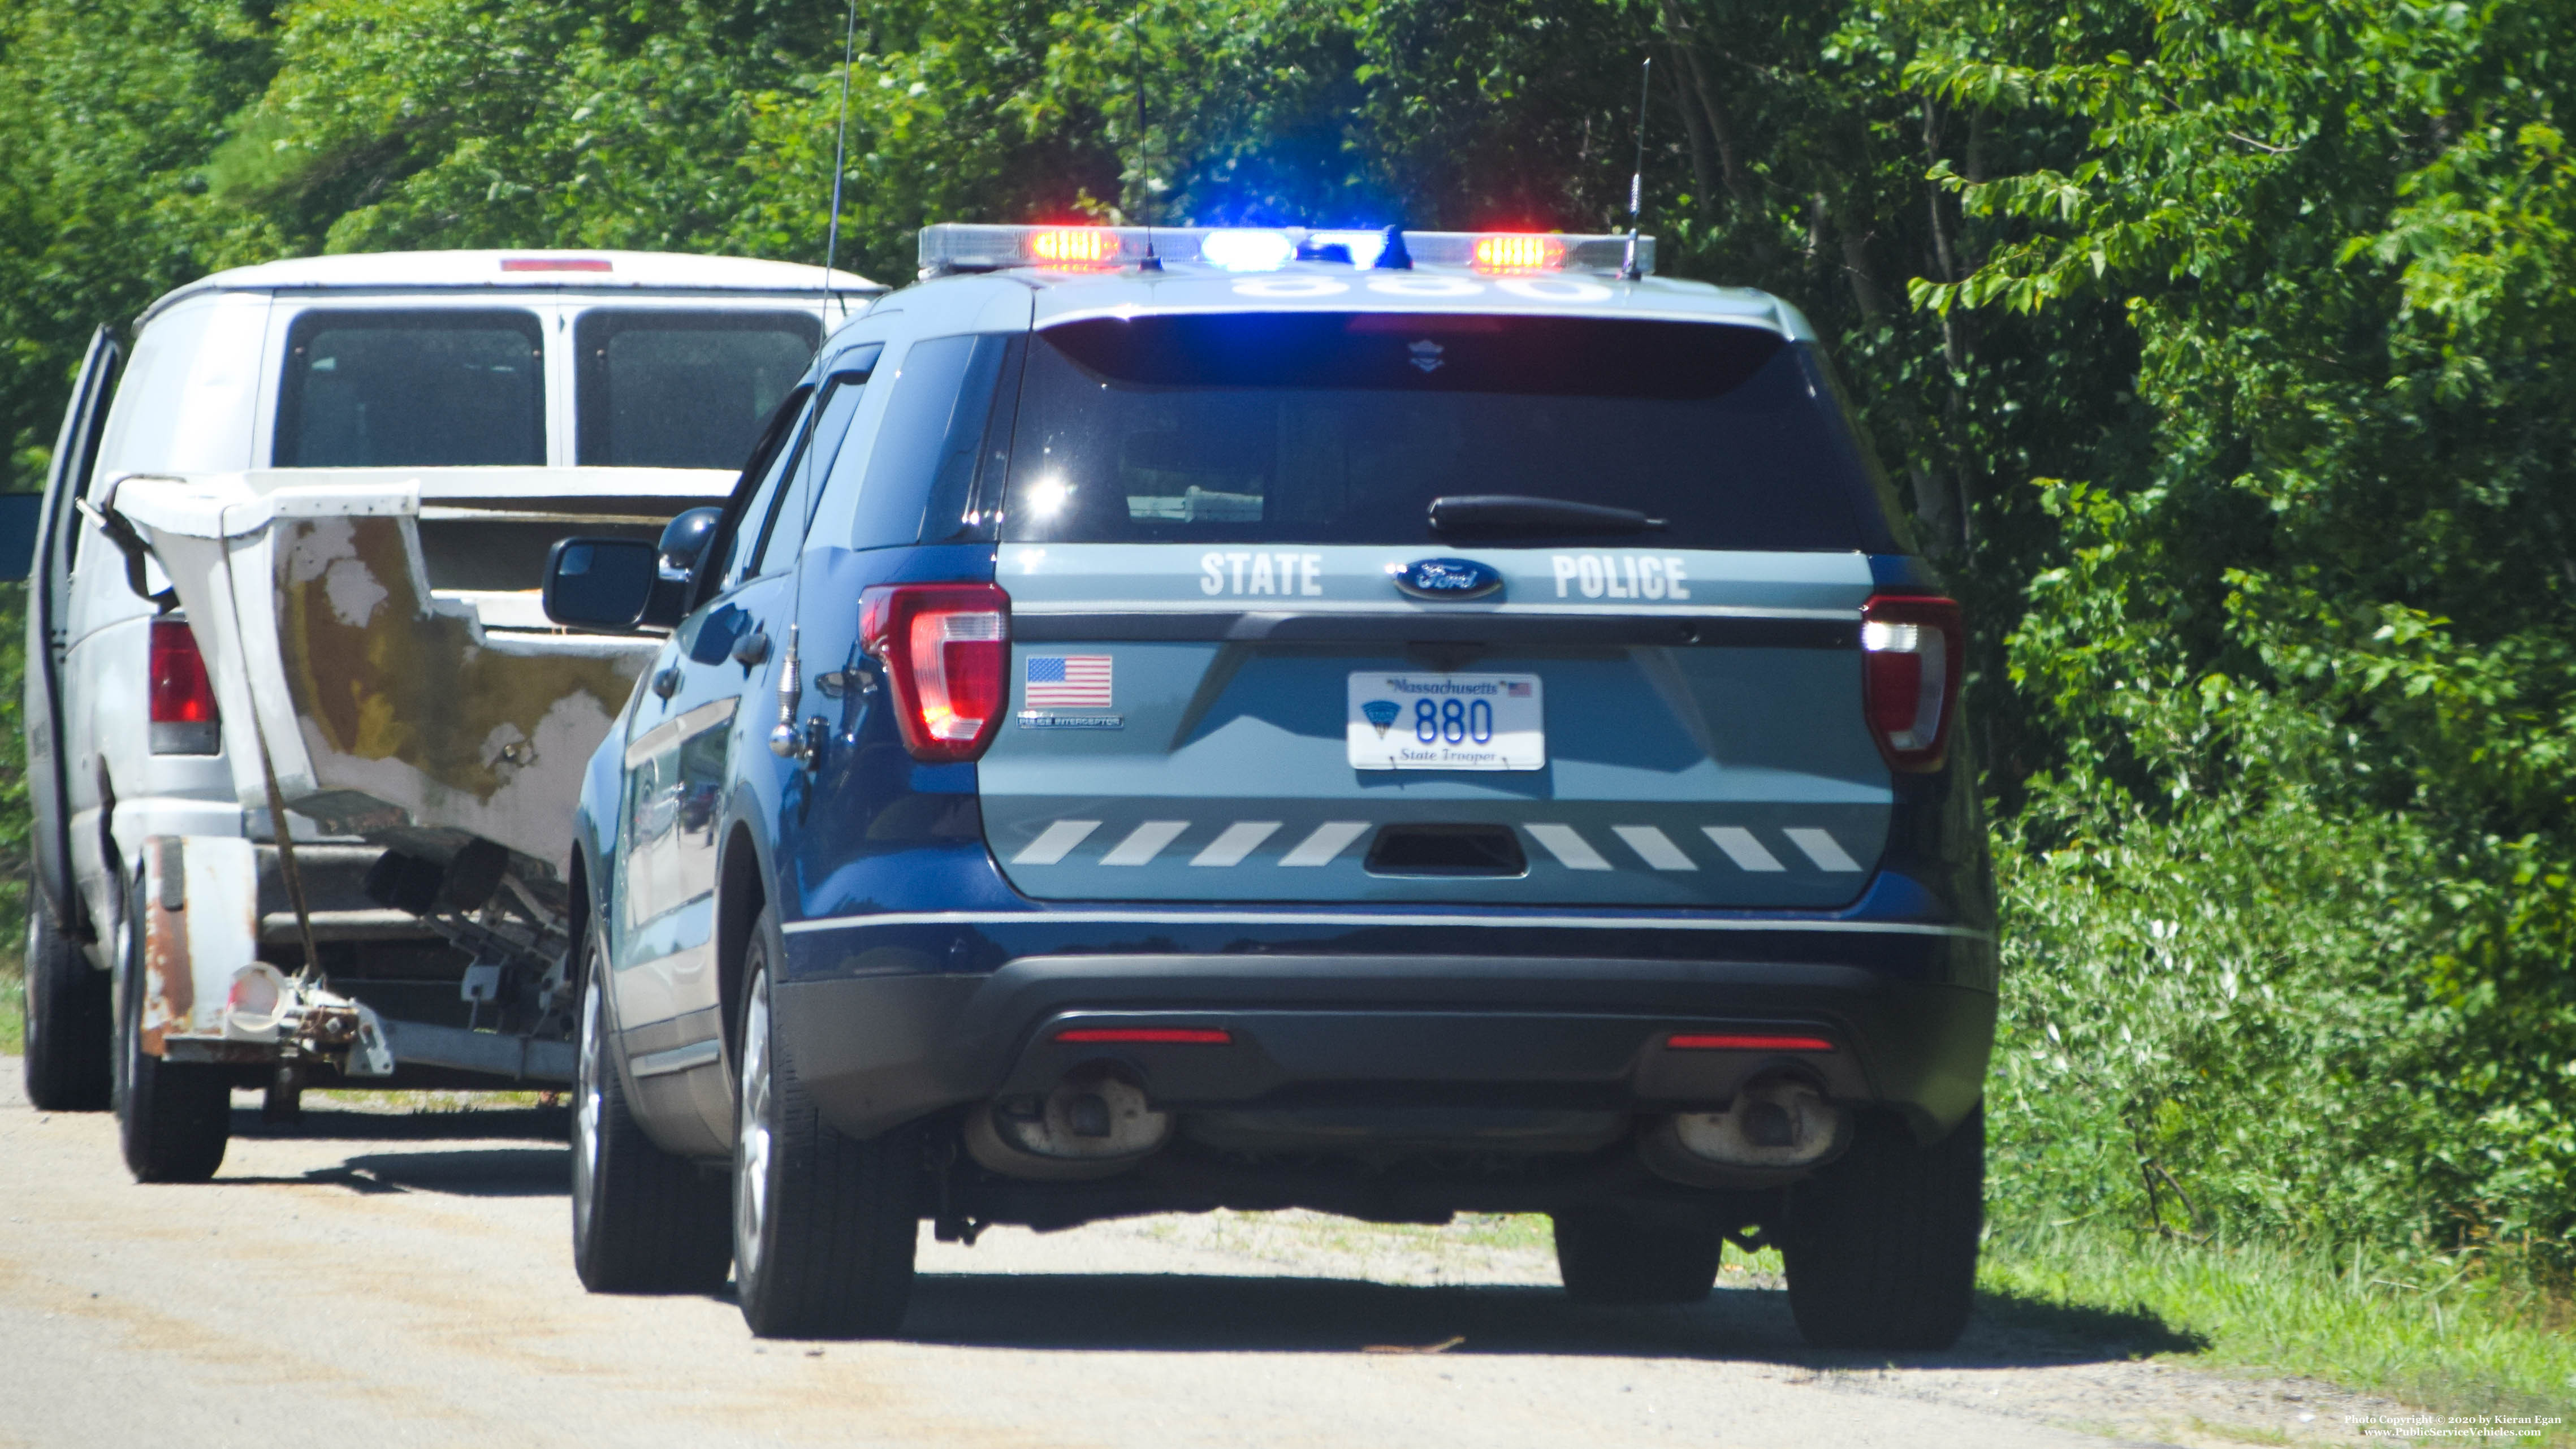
[1860,593,1961,772]
[148,618,220,755]
[859,583,1012,763]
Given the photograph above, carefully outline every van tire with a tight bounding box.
[1782,1104,1983,1351]
[23,895,111,1111]
[732,913,918,1339]
[1552,1202,1723,1304]
[571,930,732,1294]
[114,876,230,1183]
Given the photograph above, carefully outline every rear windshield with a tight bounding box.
[996,313,1900,551]
[574,309,820,468]
[274,310,544,468]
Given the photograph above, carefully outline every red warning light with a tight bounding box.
[1026,229,1121,267]
[1470,235,1565,273]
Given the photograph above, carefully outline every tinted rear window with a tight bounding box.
[998,313,1898,551]
[275,310,543,468]
[574,309,820,468]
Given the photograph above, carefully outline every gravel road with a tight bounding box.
[0,1065,2410,1449]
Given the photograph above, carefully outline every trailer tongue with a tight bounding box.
[114,465,726,1084]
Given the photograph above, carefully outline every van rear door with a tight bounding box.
[25,326,121,929]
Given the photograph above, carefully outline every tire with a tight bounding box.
[733,913,918,1339]
[113,876,230,1183]
[1782,1104,1983,1351]
[22,893,111,1111]
[1553,1202,1723,1305]
[570,928,733,1295]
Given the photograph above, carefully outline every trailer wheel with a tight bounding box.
[732,913,918,1339]
[113,877,229,1183]
[570,931,732,1294]
[1782,1104,1983,1351]
[1552,1202,1723,1304]
[23,891,111,1111]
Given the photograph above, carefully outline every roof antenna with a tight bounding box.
[820,0,858,297]
[1130,12,1162,272]
[1621,55,1652,282]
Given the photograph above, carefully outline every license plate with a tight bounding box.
[1347,673,1545,771]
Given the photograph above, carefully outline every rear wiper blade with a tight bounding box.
[1425,494,1667,537]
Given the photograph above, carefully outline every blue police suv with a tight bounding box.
[542,223,1997,1347]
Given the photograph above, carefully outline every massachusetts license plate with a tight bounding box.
[1347,673,1545,771]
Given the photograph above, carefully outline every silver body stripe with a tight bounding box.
[780,909,1987,940]
[1525,824,1612,871]
[627,1039,722,1079]
[1014,820,1101,865]
[1279,821,1369,866]
[1702,827,1786,872]
[1784,828,1863,873]
[1614,825,1698,871]
[1101,820,1190,866]
[1191,821,1280,867]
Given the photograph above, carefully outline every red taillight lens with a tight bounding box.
[1860,593,1961,772]
[149,618,221,755]
[859,583,1012,763]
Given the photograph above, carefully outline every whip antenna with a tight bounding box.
[821,0,858,292]
[1622,55,1652,281]
[1130,11,1160,271]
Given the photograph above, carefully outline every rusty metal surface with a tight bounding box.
[139,840,190,1058]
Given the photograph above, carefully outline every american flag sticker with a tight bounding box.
[1506,681,1533,697]
[1025,655,1113,708]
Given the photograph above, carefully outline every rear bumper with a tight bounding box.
[774,949,1994,1143]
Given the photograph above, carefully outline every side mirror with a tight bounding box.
[658,507,721,576]
[543,538,659,631]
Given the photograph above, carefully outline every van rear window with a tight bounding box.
[274,310,544,468]
[998,313,1901,552]
[574,309,820,469]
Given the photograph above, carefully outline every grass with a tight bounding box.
[1,961,19,1057]
[1981,1222,2576,1432]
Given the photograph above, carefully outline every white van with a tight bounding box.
[21,250,874,1182]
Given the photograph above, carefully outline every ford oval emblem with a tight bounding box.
[1392,557,1504,602]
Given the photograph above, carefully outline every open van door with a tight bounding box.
[25,326,122,932]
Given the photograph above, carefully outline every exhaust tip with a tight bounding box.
[963,1066,1172,1180]
[1641,1079,1848,1187]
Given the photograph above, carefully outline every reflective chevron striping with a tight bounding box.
[1014,819,1101,864]
[1525,824,1613,871]
[1612,825,1697,871]
[1006,819,1869,873]
[1701,826,1786,872]
[1278,821,1369,866]
[1101,820,1190,866]
[1783,827,1862,872]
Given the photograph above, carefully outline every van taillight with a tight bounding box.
[859,583,1011,763]
[1860,594,1961,772]
[149,618,220,755]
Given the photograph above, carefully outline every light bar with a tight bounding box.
[500,257,613,273]
[918,224,1653,278]
[1665,1032,1837,1052]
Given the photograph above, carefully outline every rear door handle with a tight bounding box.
[731,630,771,666]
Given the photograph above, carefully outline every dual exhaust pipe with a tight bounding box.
[963,1067,1845,1183]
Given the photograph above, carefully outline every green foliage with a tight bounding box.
[0,0,2571,1292]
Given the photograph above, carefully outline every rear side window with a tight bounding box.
[574,310,820,469]
[1000,313,1901,552]
[840,334,1017,548]
[274,310,543,468]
